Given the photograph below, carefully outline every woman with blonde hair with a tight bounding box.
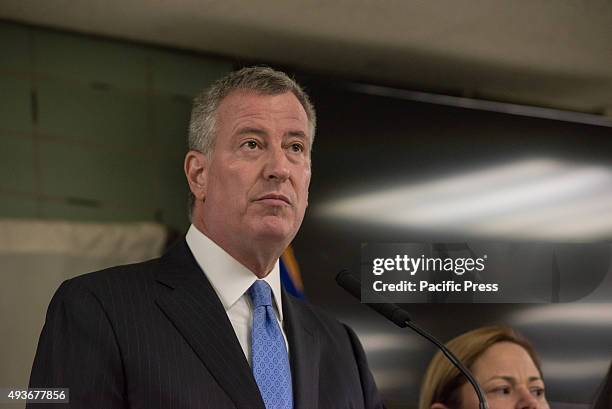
[419,325,550,409]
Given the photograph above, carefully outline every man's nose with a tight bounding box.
[263,146,290,181]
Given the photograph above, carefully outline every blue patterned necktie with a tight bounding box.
[248,280,293,409]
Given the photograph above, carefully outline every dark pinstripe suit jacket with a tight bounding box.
[29,238,384,409]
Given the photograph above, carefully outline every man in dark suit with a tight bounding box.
[29,66,384,409]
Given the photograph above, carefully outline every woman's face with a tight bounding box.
[458,342,550,409]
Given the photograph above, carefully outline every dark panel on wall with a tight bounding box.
[292,76,612,405]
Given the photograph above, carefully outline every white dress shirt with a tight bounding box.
[185,224,289,366]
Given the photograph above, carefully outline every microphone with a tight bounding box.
[336,270,489,409]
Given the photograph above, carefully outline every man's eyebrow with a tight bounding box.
[286,130,307,139]
[234,127,307,139]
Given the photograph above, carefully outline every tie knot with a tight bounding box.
[248,280,273,308]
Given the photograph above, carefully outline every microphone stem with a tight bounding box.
[404,320,489,409]
[335,270,488,409]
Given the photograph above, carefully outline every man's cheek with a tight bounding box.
[303,169,312,192]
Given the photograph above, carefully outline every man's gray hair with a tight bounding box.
[187,66,317,216]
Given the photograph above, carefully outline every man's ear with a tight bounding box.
[431,403,451,409]
[184,150,208,201]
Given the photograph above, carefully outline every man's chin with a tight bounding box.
[251,218,296,243]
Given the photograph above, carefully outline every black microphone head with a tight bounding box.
[335,270,361,300]
[336,269,412,327]
[335,269,351,284]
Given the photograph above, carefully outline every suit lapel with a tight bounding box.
[155,239,265,409]
[283,291,320,409]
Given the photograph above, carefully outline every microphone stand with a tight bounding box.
[336,270,489,409]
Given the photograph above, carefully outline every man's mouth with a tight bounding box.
[255,193,292,206]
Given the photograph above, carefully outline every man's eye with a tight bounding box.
[290,143,304,153]
[530,387,545,397]
[243,140,259,150]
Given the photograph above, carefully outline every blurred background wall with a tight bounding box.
[0,21,230,228]
[1,2,612,408]
[0,22,233,408]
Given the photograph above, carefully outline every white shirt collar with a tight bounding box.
[185,224,284,321]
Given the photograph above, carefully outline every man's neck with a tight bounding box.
[192,221,284,278]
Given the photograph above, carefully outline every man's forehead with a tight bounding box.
[216,90,311,142]
[218,90,307,120]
